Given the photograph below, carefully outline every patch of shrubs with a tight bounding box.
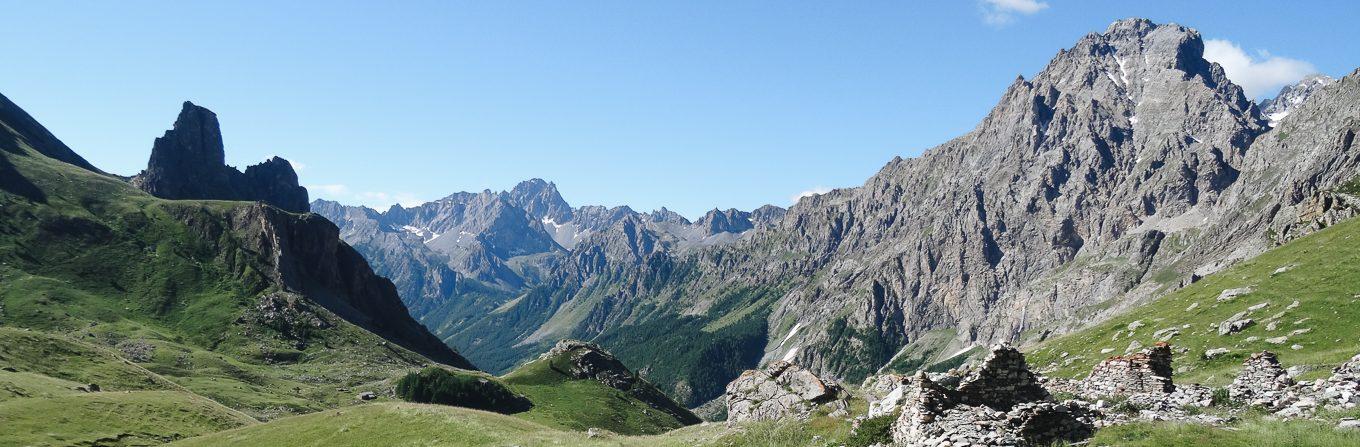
[394,367,532,414]
[846,413,897,447]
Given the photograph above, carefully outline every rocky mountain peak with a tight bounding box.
[131,101,309,213]
[749,205,787,228]
[696,208,754,235]
[161,101,227,169]
[1260,74,1337,126]
[508,178,572,223]
[648,207,691,225]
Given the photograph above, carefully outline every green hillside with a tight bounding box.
[0,134,447,418]
[499,344,701,435]
[1028,213,1360,385]
[0,327,256,446]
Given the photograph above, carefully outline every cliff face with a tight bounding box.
[132,102,309,213]
[207,203,474,369]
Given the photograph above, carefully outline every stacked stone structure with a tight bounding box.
[1081,342,1175,396]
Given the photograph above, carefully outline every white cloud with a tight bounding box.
[306,183,349,196]
[289,160,307,171]
[1203,39,1316,99]
[791,186,832,204]
[980,0,1049,25]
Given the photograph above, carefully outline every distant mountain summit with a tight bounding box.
[132,102,309,213]
[1260,74,1337,127]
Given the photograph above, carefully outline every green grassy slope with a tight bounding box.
[0,141,442,419]
[1028,215,1360,385]
[0,328,256,446]
[499,347,700,435]
[0,105,483,445]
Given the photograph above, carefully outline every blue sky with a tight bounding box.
[2,1,1357,218]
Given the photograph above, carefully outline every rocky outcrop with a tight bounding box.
[1277,190,1360,243]
[725,361,848,422]
[540,340,636,389]
[862,373,913,418]
[1081,342,1174,396]
[539,340,702,425]
[891,345,1096,446]
[132,102,309,213]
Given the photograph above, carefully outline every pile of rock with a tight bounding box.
[889,345,1098,447]
[1235,351,1360,418]
[1310,353,1360,409]
[725,361,848,422]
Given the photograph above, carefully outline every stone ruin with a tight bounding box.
[1227,351,1360,418]
[1080,342,1174,397]
[725,361,848,422]
[734,343,1360,443]
[889,345,1098,447]
[1228,351,1295,405]
[1311,353,1360,409]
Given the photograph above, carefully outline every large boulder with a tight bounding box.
[862,373,913,418]
[725,361,847,422]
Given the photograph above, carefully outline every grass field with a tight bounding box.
[0,328,256,446]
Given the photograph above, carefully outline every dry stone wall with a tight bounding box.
[1080,342,1175,396]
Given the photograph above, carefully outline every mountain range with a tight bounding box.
[319,18,1360,409]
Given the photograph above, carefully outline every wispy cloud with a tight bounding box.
[791,186,831,204]
[1203,39,1316,98]
[980,0,1049,26]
